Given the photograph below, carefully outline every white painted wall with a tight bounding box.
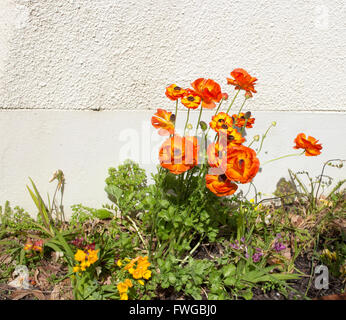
[0,110,345,216]
[0,1,345,216]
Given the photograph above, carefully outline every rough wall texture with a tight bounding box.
[0,0,345,111]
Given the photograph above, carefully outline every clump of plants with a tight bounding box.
[0,69,345,301]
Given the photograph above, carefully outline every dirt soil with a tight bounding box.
[252,253,345,300]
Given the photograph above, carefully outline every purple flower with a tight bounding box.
[230,242,240,250]
[273,241,286,252]
[252,252,263,263]
[252,248,263,262]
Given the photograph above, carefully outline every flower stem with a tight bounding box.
[184,108,190,136]
[214,98,224,116]
[174,100,178,122]
[257,124,274,155]
[226,89,240,114]
[237,97,247,117]
[195,106,203,136]
[261,151,305,166]
[247,137,257,148]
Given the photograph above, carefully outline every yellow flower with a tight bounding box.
[87,249,99,264]
[73,266,80,273]
[143,270,152,280]
[117,282,128,294]
[138,280,145,286]
[138,256,149,263]
[120,293,128,300]
[124,256,151,280]
[117,260,122,267]
[322,249,337,261]
[80,262,87,271]
[139,261,151,269]
[124,261,135,271]
[132,268,143,279]
[254,204,262,212]
[74,249,86,262]
[124,279,133,288]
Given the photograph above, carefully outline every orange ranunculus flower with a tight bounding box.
[159,135,199,174]
[293,133,322,156]
[184,136,199,167]
[191,78,224,109]
[207,142,226,169]
[232,112,255,128]
[227,68,257,97]
[209,112,233,133]
[225,145,260,184]
[209,113,246,145]
[225,127,246,146]
[207,132,245,169]
[181,89,201,109]
[165,84,187,101]
[206,174,238,197]
[151,108,175,136]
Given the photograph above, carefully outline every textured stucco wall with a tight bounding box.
[0,0,345,111]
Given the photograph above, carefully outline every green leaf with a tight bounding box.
[159,200,170,209]
[105,185,123,203]
[168,273,177,284]
[241,289,253,300]
[222,264,236,278]
[224,276,236,286]
[93,209,113,220]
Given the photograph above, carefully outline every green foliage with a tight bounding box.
[70,204,113,226]
[105,159,147,218]
[274,177,297,204]
[0,201,37,233]
[287,159,345,212]
[153,255,215,300]
[142,166,237,259]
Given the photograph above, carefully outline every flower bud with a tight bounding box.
[245,91,252,99]
[187,123,193,130]
[271,121,277,127]
[254,135,260,141]
[199,121,208,131]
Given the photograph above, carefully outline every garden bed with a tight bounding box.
[0,182,344,300]
[0,73,345,301]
